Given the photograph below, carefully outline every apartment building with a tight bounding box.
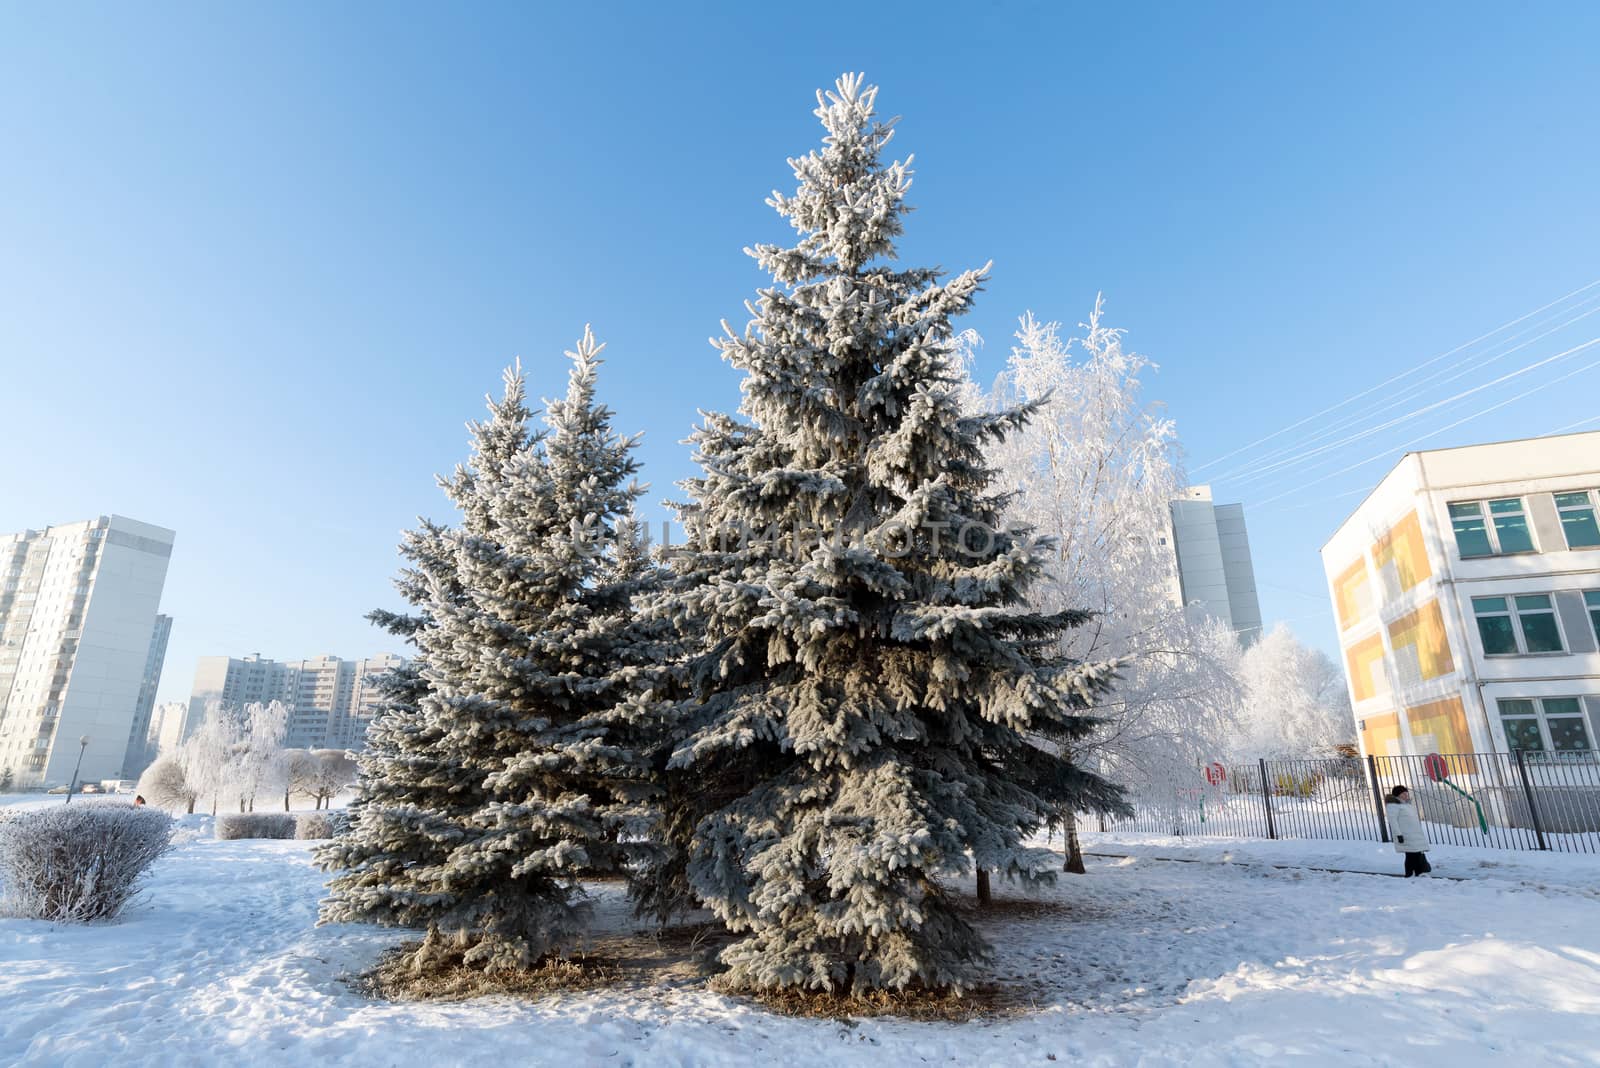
[145,699,190,756]
[1170,485,1265,644]
[0,515,175,789]
[186,652,404,750]
[122,613,172,776]
[1321,431,1600,758]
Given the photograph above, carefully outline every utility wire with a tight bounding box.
[1549,413,1600,434]
[1209,296,1600,484]
[1251,342,1600,509]
[1193,278,1600,473]
[1230,334,1600,491]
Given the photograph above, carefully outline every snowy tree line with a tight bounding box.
[316,74,1353,998]
[136,699,357,815]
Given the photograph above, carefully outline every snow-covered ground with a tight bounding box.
[4,818,1600,1066]
[1079,828,1600,888]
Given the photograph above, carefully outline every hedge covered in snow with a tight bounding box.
[0,803,174,922]
[215,813,297,841]
[293,812,345,840]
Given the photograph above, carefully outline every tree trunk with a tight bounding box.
[1063,811,1086,874]
[187,797,195,815]
[284,789,291,812]
[976,868,992,905]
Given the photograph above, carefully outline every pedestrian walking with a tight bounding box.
[1385,785,1432,877]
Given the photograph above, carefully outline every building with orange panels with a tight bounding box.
[1321,431,1600,758]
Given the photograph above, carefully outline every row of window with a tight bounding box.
[1498,696,1594,752]
[1472,591,1600,656]
[1449,490,1600,558]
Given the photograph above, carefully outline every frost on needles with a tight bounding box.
[639,74,1128,995]
[319,330,667,974]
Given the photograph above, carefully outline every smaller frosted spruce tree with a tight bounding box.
[323,332,659,973]
[644,75,1127,995]
[315,528,462,931]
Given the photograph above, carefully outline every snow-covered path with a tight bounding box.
[4,832,1600,1067]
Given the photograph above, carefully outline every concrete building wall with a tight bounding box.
[1323,431,1600,758]
[146,700,190,756]
[0,516,174,789]
[1170,486,1265,644]
[1214,503,1264,643]
[123,613,172,777]
[186,652,404,751]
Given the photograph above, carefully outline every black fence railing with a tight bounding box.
[1100,750,1600,855]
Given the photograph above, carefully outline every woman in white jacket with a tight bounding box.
[1385,785,1432,877]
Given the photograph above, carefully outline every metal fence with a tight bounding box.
[1100,750,1600,854]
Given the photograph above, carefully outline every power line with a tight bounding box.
[1251,342,1600,509]
[1549,413,1600,434]
[1231,334,1600,491]
[1208,296,1600,484]
[1193,278,1600,473]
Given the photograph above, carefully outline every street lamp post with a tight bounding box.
[65,735,90,804]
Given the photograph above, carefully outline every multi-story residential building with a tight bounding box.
[122,613,172,777]
[1321,430,1600,759]
[1170,485,1264,644]
[145,699,190,757]
[0,516,175,789]
[186,652,404,750]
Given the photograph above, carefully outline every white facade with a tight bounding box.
[186,652,404,751]
[0,516,175,789]
[1322,431,1600,758]
[122,612,172,777]
[146,700,190,757]
[1170,486,1264,644]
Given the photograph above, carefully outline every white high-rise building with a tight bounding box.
[122,613,172,777]
[1169,486,1264,644]
[0,516,175,789]
[186,652,404,751]
[145,700,190,757]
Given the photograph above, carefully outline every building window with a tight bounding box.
[1588,591,1600,644]
[1472,594,1565,654]
[1498,697,1594,752]
[1449,498,1536,557]
[1556,491,1600,549]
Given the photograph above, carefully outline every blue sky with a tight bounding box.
[3,2,1598,704]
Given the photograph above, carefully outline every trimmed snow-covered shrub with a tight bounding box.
[0,804,174,922]
[215,813,296,840]
[136,755,197,814]
[294,813,334,840]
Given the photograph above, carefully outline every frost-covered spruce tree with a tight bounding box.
[646,74,1126,994]
[315,525,460,930]
[392,330,656,973]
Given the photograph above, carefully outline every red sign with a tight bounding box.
[1204,762,1227,786]
[1424,752,1449,782]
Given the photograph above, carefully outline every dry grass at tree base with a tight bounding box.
[362,920,728,1002]
[363,947,629,1001]
[359,894,1067,1021]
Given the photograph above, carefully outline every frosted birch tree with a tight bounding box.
[1236,625,1354,758]
[969,302,1241,870]
[639,75,1124,995]
[178,700,238,817]
[228,700,289,812]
